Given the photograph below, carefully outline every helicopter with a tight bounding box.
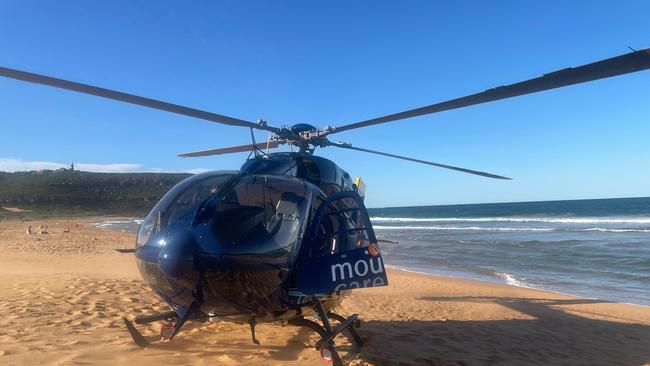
[1,47,649,365]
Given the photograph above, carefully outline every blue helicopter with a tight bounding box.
[1,47,649,365]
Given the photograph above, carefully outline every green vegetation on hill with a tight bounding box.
[0,170,191,218]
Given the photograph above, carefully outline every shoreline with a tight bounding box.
[386,265,650,310]
[388,266,650,312]
[1,217,649,365]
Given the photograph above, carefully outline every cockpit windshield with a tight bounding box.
[136,171,235,247]
[208,175,310,254]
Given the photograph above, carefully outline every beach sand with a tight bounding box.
[1,218,649,365]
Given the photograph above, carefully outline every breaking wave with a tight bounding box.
[373,225,554,232]
[370,216,650,224]
[372,225,650,233]
[583,228,650,233]
[92,218,143,232]
[495,272,535,289]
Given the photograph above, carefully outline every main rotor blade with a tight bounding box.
[178,140,283,157]
[327,141,511,180]
[332,48,650,134]
[0,67,280,133]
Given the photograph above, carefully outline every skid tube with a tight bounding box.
[123,310,179,347]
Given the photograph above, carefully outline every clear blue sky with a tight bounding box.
[1,1,649,207]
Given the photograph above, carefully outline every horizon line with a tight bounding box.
[367,195,650,210]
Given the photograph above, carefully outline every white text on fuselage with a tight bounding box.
[331,256,385,291]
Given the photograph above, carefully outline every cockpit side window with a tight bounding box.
[306,195,373,258]
[308,202,348,258]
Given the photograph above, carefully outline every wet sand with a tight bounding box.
[1,218,649,365]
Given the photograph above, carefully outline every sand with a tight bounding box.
[0,218,649,366]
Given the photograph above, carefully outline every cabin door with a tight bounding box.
[295,192,388,295]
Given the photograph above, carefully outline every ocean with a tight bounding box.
[94,196,650,306]
[369,197,650,306]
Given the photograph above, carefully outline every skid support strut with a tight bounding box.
[288,300,363,366]
[327,312,364,347]
[248,315,260,345]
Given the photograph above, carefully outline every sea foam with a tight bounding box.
[370,216,650,224]
[372,225,650,233]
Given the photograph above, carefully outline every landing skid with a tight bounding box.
[122,310,179,347]
[289,300,364,366]
[122,317,149,347]
[123,302,364,366]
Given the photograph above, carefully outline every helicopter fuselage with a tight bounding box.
[134,152,374,323]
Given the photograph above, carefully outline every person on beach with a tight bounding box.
[26,225,32,235]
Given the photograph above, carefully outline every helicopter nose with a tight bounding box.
[157,231,199,278]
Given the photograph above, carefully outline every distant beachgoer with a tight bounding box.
[26,226,32,235]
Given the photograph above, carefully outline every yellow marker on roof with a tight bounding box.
[354,177,366,200]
